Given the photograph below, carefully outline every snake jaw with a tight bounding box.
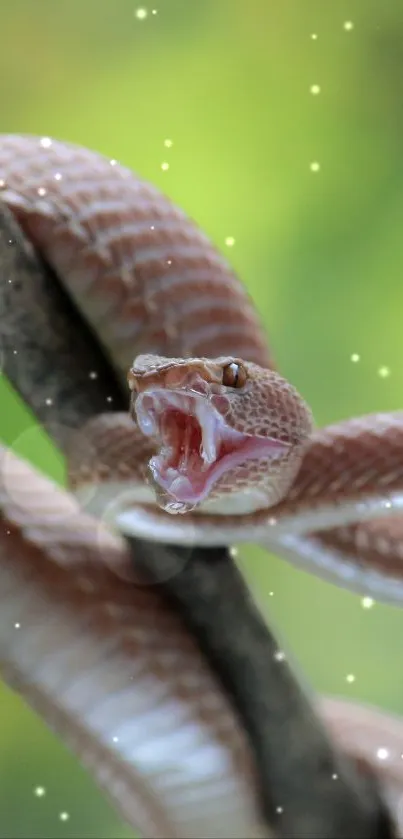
[133,388,290,514]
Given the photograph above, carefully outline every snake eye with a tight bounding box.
[222,362,247,388]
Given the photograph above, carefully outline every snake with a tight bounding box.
[0,133,403,836]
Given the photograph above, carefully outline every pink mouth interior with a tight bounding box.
[134,389,289,513]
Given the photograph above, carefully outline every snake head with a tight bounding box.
[128,353,313,515]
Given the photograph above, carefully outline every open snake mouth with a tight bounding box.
[134,389,289,512]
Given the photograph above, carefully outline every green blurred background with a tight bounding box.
[1,0,403,835]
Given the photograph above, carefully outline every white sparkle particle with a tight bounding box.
[54,172,62,181]
[34,786,46,797]
[310,84,321,95]
[150,225,155,230]
[361,596,374,609]
[106,396,113,403]
[0,178,5,188]
[332,773,338,780]
[59,812,70,822]
[274,650,285,662]
[343,21,354,31]
[268,516,277,526]
[40,137,52,148]
[152,8,157,14]
[161,161,169,171]
[135,7,148,19]
[376,747,389,761]
[112,736,119,743]
[351,353,360,362]
[225,236,235,247]
[276,806,284,814]
[89,371,98,380]
[37,187,47,197]
[229,547,238,558]
[310,161,320,172]
[110,159,118,166]
[311,33,318,40]
[164,138,173,148]
[45,398,53,406]
[269,591,274,596]
[167,259,172,266]
[346,673,355,683]
[378,366,390,378]
[14,622,20,629]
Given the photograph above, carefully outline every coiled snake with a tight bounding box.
[0,134,403,837]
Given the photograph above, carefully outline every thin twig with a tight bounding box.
[0,203,396,837]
